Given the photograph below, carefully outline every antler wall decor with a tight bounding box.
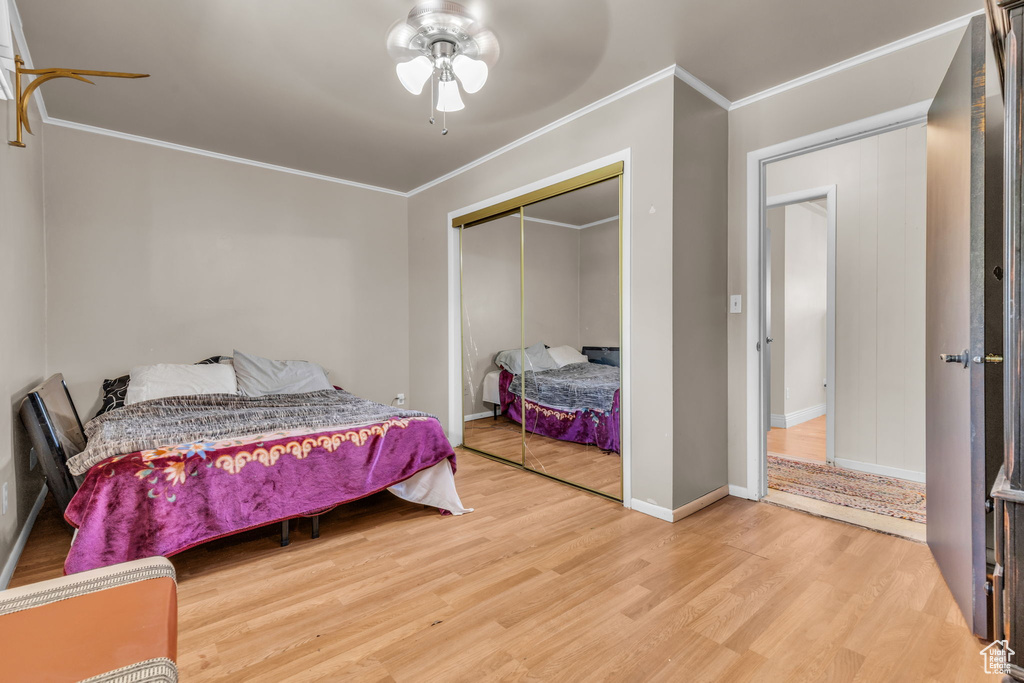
[8,55,149,147]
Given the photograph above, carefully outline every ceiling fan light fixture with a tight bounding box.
[436,78,465,112]
[386,0,498,134]
[396,55,434,95]
[452,54,487,94]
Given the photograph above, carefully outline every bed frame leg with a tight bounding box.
[280,520,290,547]
[311,515,320,539]
[493,405,498,420]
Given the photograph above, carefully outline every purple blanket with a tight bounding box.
[500,371,620,452]
[64,417,455,574]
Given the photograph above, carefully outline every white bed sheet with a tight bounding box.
[387,459,473,515]
[482,369,502,406]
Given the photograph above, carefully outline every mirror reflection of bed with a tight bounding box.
[461,175,621,499]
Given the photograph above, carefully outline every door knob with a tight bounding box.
[972,353,1004,364]
[940,350,969,368]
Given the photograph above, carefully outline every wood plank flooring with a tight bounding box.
[768,416,827,462]
[11,451,990,682]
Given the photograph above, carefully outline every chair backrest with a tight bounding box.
[19,374,86,513]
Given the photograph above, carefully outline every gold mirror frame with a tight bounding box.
[458,162,624,500]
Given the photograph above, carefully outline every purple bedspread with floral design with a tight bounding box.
[64,417,455,574]
[499,370,620,452]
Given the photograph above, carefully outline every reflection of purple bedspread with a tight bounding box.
[499,370,620,452]
[64,417,455,574]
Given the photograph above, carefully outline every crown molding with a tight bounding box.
[673,65,731,110]
[43,118,408,196]
[729,9,984,111]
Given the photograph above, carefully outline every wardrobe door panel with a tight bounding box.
[521,177,622,498]
[461,213,524,464]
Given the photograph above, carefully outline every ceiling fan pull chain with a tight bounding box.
[429,75,435,125]
[442,107,448,136]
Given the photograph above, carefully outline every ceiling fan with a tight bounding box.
[387,1,499,135]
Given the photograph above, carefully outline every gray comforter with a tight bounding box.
[67,390,432,476]
[509,362,619,412]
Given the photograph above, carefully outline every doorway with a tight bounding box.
[758,123,928,540]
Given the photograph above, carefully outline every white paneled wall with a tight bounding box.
[766,124,927,480]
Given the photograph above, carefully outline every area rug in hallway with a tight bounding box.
[767,455,926,523]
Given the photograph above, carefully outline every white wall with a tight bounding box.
[0,79,47,577]
[781,203,827,417]
[727,29,962,490]
[42,125,410,417]
[765,124,927,477]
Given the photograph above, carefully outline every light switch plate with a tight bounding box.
[730,295,742,314]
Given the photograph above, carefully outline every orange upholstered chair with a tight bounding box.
[0,556,178,682]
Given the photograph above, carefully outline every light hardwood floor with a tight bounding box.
[12,451,989,682]
[465,415,621,496]
[768,415,827,463]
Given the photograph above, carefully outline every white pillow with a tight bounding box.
[125,363,238,405]
[548,345,589,368]
[232,350,332,396]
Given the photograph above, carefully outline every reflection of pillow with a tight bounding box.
[494,343,558,374]
[494,348,522,374]
[548,345,588,368]
[525,342,558,372]
[232,350,332,396]
[125,363,238,405]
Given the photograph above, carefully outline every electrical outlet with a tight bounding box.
[396,393,406,406]
[2,482,7,516]
[29,447,37,471]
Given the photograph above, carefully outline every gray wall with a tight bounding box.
[579,220,620,348]
[0,84,47,578]
[43,125,410,417]
[672,77,729,507]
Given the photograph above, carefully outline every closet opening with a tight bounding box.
[452,160,628,501]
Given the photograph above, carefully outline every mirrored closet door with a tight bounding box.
[459,164,622,500]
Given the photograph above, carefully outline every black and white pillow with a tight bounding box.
[94,375,130,418]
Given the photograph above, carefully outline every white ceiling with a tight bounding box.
[16,0,981,192]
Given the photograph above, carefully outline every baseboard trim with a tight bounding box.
[630,498,673,522]
[463,410,494,422]
[631,485,731,523]
[728,484,756,500]
[771,403,826,429]
[0,484,48,590]
[672,485,729,521]
[834,458,925,484]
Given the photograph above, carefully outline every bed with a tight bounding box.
[497,359,620,453]
[23,373,469,575]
